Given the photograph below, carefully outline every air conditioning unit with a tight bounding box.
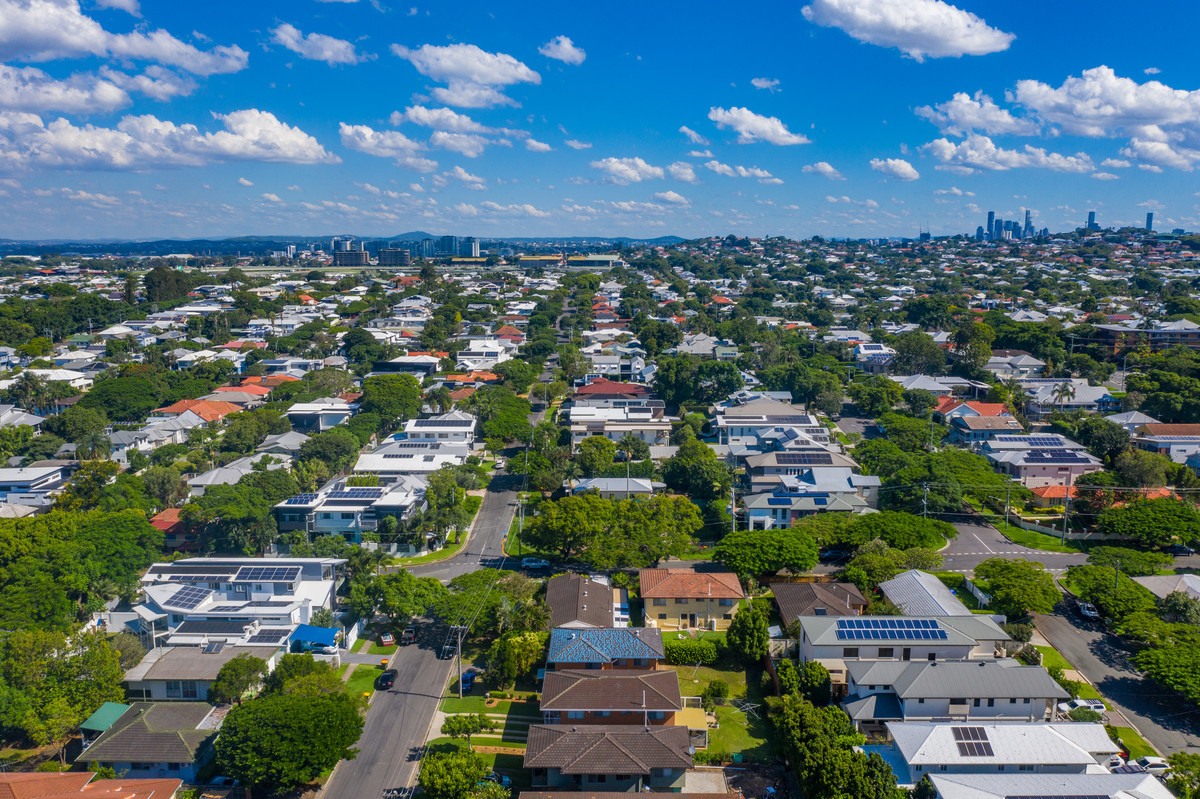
[710,619,718,631]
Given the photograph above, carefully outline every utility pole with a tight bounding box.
[454,625,466,699]
[922,483,929,519]
[1113,560,1120,609]
[1004,481,1011,529]
[730,482,736,535]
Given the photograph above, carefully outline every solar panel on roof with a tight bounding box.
[776,452,834,465]
[201,641,225,654]
[834,617,947,640]
[413,419,472,427]
[209,605,246,613]
[234,566,301,582]
[285,493,320,505]
[245,629,291,644]
[167,586,211,610]
[168,574,227,582]
[767,497,792,506]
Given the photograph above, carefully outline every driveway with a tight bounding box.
[1036,606,1200,756]
[322,621,453,799]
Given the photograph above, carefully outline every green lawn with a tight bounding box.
[346,663,382,698]
[1035,645,1101,700]
[675,664,748,700]
[426,739,530,786]
[368,642,398,656]
[708,705,774,761]
[393,532,464,566]
[1108,726,1158,759]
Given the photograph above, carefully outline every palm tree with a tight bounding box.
[12,372,44,413]
[76,432,112,461]
[562,461,582,494]
[1052,381,1077,412]
[617,433,643,500]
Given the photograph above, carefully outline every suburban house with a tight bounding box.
[567,405,673,447]
[257,431,311,458]
[866,722,1118,787]
[984,448,1102,487]
[568,477,661,499]
[1132,572,1200,600]
[639,569,745,631]
[948,416,1025,445]
[744,488,870,528]
[401,409,477,446]
[984,351,1046,379]
[771,581,868,622]
[1024,382,1119,420]
[285,398,355,432]
[878,571,973,617]
[842,659,1068,730]
[273,476,427,543]
[932,398,1011,423]
[0,464,72,505]
[1133,423,1200,463]
[0,404,44,430]
[742,450,875,496]
[795,615,1011,688]
[123,644,282,702]
[0,772,184,797]
[353,440,471,481]
[524,725,692,791]
[927,772,1175,799]
[546,574,629,629]
[712,397,832,447]
[545,628,664,672]
[76,702,222,782]
[539,670,682,726]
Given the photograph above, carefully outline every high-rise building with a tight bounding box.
[436,235,459,256]
[378,248,412,267]
[459,237,480,257]
[1146,212,1154,231]
[411,238,435,258]
[1023,210,1033,238]
[986,211,995,240]
[975,226,985,240]
[332,250,369,267]
[1087,211,1097,230]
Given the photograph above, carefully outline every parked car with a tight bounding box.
[380,632,395,647]
[485,772,512,788]
[375,669,398,690]
[522,557,550,570]
[1136,757,1170,776]
[819,548,851,564]
[1057,698,1106,715]
[1165,544,1195,556]
[1077,600,1100,619]
[460,672,476,692]
[208,777,240,787]
[400,626,416,645]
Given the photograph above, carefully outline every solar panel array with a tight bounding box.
[953,726,994,757]
[383,453,415,459]
[767,497,792,506]
[233,566,301,582]
[329,488,384,499]
[285,493,320,505]
[835,618,948,640]
[167,586,211,610]
[201,641,225,654]
[246,629,291,644]
[413,419,472,427]
[209,605,247,613]
[761,415,808,424]
[1023,449,1093,464]
[1148,435,1200,441]
[776,453,834,465]
[168,574,228,582]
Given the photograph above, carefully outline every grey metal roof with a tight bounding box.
[878,570,972,617]
[801,614,1008,647]
[848,659,1069,701]
[928,772,1174,799]
[889,722,1116,766]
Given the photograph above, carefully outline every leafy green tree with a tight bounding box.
[661,437,729,500]
[1162,591,1200,625]
[846,376,903,417]
[1066,565,1158,623]
[108,632,146,670]
[576,436,616,478]
[1098,498,1200,548]
[1167,752,1200,799]
[209,653,269,705]
[1114,449,1171,487]
[891,332,945,375]
[298,427,362,472]
[878,412,945,451]
[215,692,363,798]
[40,406,106,443]
[1086,546,1171,577]
[485,631,549,688]
[799,661,832,706]
[830,511,956,550]
[713,527,819,581]
[902,389,938,418]
[852,439,915,477]
[54,460,119,512]
[419,749,489,799]
[1135,643,1200,709]
[694,360,743,404]
[77,375,162,422]
[727,604,768,664]
[361,374,423,428]
[263,654,336,695]
[441,714,495,752]
[974,558,1060,619]
[494,360,540,394]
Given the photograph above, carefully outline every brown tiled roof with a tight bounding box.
[0,773,94,798]
[540,670,682,712]
[79,703,217,766]
[524,725,691,774]
[546,574,615,629]
[1138,423,1200,436]
[770,582,867,623]
[83,777,184,798]
[639,569,744,600]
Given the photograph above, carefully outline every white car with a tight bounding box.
[1057,698,1106,715]
[1077,601,1100,619]
[1136,756,1170,776]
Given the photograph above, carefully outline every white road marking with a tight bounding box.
[972,533,996,554]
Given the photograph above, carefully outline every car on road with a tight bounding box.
[460,672,476,692]
[1165,544,1195,556]
[375,669,397,690]
[522,558,550,570]
[400,626,416,645]
[1077,600,1100,619]
[1136,757,1170,776]
[1057,698,1106,715]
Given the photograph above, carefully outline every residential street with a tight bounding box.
[408,469,520,582]
[322,621,453,799]
[940,515,1088,574]
[1036,606,1200,756]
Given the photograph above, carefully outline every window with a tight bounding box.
[814,607,827,616]
[657,613,667,620]
[341,512,355,520]
[131,763,154,771]
[167,763,182,771]
[615,775,630,782]
[1023,698,1030,704]
[652,598,667,606]
[973,699,981,707]
[566,711,584,719]
[718,598,733,606]
[1010,698,1017,704]
[653,768,674,777]
[928,653,937,661]
[648,711,665,720]
[878,648,893,658]
[723,613,733,620]
[674,598,687,605]
[165,681,197,699]
[918,698,925,704]
[595,710,610,716]
[987,699,995,707]
[1018,765,1034,772]
[842,647,859,658]
[633,659,646,667]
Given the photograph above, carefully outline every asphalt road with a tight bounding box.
[322,622,453,799]
[940,514,1088,574]
[408,469,521,583]
[1036,606,1200,756]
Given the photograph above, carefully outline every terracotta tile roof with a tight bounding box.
[574,379,649,397]
[216,383,271,396]
[521,793,737,799]
[771,581,867,623]
[539,670,681,712]
[639,569,745,600]
[149,508,183,532]
[1137,423,1200,436]
[524,725,692,774]
[0,773,94,798]
[152,399,241,422]
[83,777,184,798]
[493,326,523,336]
[449,387,477,401]
[1030,485,1076,499]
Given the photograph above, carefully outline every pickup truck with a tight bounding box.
[400,626,416,645]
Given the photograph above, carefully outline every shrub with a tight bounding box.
[1069,707,1103,723]
[1014,644,1041,665]
[701,679,730,710]
[1001,623,1034,643]
[663,639,717,666]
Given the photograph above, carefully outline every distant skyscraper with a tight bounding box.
[1087,211,1097,230]
[1023,210,1033,238]
[986,211,995,240]
[1146,212,1154,231]
[975,226,985,240]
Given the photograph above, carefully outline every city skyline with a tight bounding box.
[0,0,1197,240]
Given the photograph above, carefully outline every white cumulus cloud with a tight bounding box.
[393,105,493,133]
[339,122,437,171]
[94,0,139,14]
[704,160,777,181]
[589,156,663,184]
[652,190,689,205]
[801,161,845,180]
[564,139,591,149]
[667,161,698,183]
[444,164,486,188]
[430,130,489,157]
[679,125,709,145]
[271,23,362,65]
[538,35,585,65]
[916,91,1038,136]
[751,77,780,92]
[0,64,128,112]
[525,138,551,152]
[261,192,281,202]
[869,157,920,180]
[708,106,808,145]
[921,133,1094,173]
[237,177,253,186]
[391,42,540,108]
[800,0,1015,61]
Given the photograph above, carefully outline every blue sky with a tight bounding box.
[1,0,1198,240]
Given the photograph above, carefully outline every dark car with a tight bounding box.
[1165,544,1196,556]
[460,672,476,692]
[400,626,416,645]
[375,669,398,690]
[819,548,851,563]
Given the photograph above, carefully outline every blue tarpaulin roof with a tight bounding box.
[290,623,337,646]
